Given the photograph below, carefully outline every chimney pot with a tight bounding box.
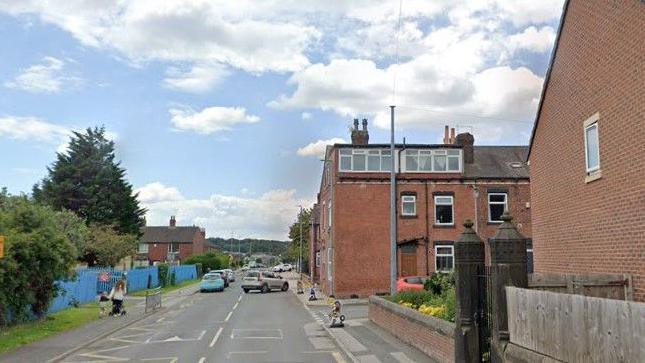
[450,128,456,144]
[353,118,359,130]
[351,118,369,145]
[362,118,368,131]
[169,215,176,227]
[443,125,449,144]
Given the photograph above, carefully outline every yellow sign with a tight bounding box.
[0,235,4,258]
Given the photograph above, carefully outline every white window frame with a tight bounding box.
[434,195,454,225]
[401,195,417,216]
[168,242,179,253]
[403,149,462,173]
[328,200,332,227]
[434,245,454,272]
[488,193,508,223]
[583,112,601,175]
[338,148,393,172]
[138,243,149,253]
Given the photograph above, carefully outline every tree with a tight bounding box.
[34,127,145,236]
[287,208,312,267]
[83,224,137,267]
[184,251,229,271]
[0,192,77,325]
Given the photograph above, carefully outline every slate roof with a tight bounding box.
[141,226,201,244]
[464,146,529,179]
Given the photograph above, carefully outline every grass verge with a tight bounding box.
[130,278,200,297]
[0,303,100,355]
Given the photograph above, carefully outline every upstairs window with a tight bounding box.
[435,244,454,272]
[401,195,417,216]
[584,114,600,174]
[138,243,149,253]
[339,149,392,172]
[404,149,461,172]
[434,196,454,225]
[168,243,179,253]
[488,193,507,223]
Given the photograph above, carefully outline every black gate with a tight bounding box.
[478,265,492,362]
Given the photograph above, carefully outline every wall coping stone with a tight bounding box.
[369,295,455,338]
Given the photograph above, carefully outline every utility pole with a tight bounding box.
[389,105,397,296]
[298,205,303,276]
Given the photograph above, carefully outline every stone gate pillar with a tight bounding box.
[454,219,485,362]
[489,212,528,362]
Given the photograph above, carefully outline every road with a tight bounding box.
[60,276,346,363]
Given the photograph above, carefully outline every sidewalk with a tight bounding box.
[285,272,368,306]
[0,282,199,363]
[290,282,435,363]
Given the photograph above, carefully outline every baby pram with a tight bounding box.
[110,297,126,316]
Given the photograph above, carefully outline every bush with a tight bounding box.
[183,251,229,271]
[157,263,170,287]
[424,272,455,295]
[389,284,456,322]
[194,263,203,277]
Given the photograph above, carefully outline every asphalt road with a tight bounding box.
[61,276,346,363]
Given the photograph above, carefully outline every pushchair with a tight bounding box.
[110,298,126,316]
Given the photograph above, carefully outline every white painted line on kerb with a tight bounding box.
[210,327,223,348]
[198,358,205,363]
[238,294,243,302]
[225,311,233,322]
[232,302,239,310]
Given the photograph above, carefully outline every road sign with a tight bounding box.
[99,272,111,282]
[0,235,4,258]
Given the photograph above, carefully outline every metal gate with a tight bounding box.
[478,265,492,362]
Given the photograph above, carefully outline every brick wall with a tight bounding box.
[148,243,194,263]
[369,296,455,363]
[530,0,645,301]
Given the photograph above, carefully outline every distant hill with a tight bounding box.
[207,237,290,256]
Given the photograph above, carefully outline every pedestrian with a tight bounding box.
[98,291,110,318]
[109,280,127,316]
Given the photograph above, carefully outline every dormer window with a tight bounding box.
[403,149,461,172]
[339,149,392,172]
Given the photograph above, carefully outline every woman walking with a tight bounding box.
[109,280,127,316]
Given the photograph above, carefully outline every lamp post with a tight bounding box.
[298,205,303,276]
[389,105,397,296]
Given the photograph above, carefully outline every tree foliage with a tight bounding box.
[286,208,312,266]
[0,191,77,325]
[34,127,146,236]
[82,224,137,267]
[207,237,290,256]
[184,251,230,272]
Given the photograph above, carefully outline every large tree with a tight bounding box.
[34,127,145,236]
[287,208,312,267]
[83,224,138,268]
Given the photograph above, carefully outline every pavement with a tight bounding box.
[1,272,349,363]
[287,273,435,363]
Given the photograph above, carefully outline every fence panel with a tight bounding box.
[48,272,98,314]
[506,287,645,362]
[170,265,197,283]
[528,272,632,300]
[126,267,159,292]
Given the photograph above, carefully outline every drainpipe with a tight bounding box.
[425,181,430,276]
[473,183,480,233]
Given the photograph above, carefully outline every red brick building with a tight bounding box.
[311,120,532,298]
[528,0,645,301]
[138,216,208,264]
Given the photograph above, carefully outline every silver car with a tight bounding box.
[224,269,235,282]
[241,271,289,293]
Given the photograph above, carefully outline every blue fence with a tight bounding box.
[126,267,159,292]
[48,272,98,314]
[170,265,197,284]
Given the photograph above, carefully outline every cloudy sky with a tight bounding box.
[0,0,564,240]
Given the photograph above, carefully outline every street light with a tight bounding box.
[298,205,303,277]
[389,105,397,296]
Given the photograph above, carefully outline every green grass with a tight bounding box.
[130,278,200,297]
[0,303,100,355]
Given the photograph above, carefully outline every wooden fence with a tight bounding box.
[529,272,633,300]
[506,287,644,362]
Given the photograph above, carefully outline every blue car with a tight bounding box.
[200,273,225,292]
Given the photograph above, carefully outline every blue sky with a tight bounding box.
[0,0,564,239]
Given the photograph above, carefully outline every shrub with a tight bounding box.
[184,251,229,271]
[194,262,203,277]
[157,263,169,287]
[389,285,456,322]
[424,272,455,295]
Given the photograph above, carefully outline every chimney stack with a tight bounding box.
[169,215,176,227]
[450,127,456,144]
[351,118,370,145]
[456,132,475,164]
[443,125,450,144]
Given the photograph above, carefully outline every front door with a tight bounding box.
[400,243,418,276]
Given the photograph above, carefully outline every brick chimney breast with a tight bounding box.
[351,118,369,145]
[456,132,475,163]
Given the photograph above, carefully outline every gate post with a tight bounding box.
[489,212,528,362]
[454,219,485,362]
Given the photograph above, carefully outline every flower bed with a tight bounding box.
[388,273,456,322]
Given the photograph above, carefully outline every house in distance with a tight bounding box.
[137,216,209,265]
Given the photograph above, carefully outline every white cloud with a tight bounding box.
[507,26,556,54]
[494,0,565,26]
[0,116,71,147]
[301,112,313,120]
[4,56,81,93]
[136,182,312,240]
[169,106,260,135]
[163,64,230,93]
[297,138,346,158]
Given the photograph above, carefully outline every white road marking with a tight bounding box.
[237,294,243,302]
[141,358,178,363]
[198,358,206,363]
[232,302,239,310]
[224,311,233,322]
[156,317,165,322]
[332,351,347,363]
[210,327,223,348]
[357,354,382,363]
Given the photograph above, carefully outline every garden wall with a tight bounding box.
[368,295,455,363]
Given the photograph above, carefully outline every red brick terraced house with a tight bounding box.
[528,0,645,301]
[310,119,533,298]
[137,216,208,265]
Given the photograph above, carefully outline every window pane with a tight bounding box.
[447,149,460,156]
[436,247,452,254]
[436,204,453,224]
[489,203,505,221]
[434,155,446,171]
[447,156,459,171]
[586,125,599,170]
[436,256,454,271]
[419,154,432,171]
[489,194,506,203]
[381,155,392,171]
[340,156,351,171]
[340,149,351,155]
[368,154,380,171]
[435,196,452,205]
[382,150,391,156]
[402,201,415,215]
[406,153,418,171]
[353,154,366,170]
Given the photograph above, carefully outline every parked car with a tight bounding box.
[241,265,249,271]
[224,269,235,282]
[212,270,229,287]
[200,273,225,292]
[241,270,289,293]
[272,264,285,272]
[396,276,430,292]
[282,263,293,271]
